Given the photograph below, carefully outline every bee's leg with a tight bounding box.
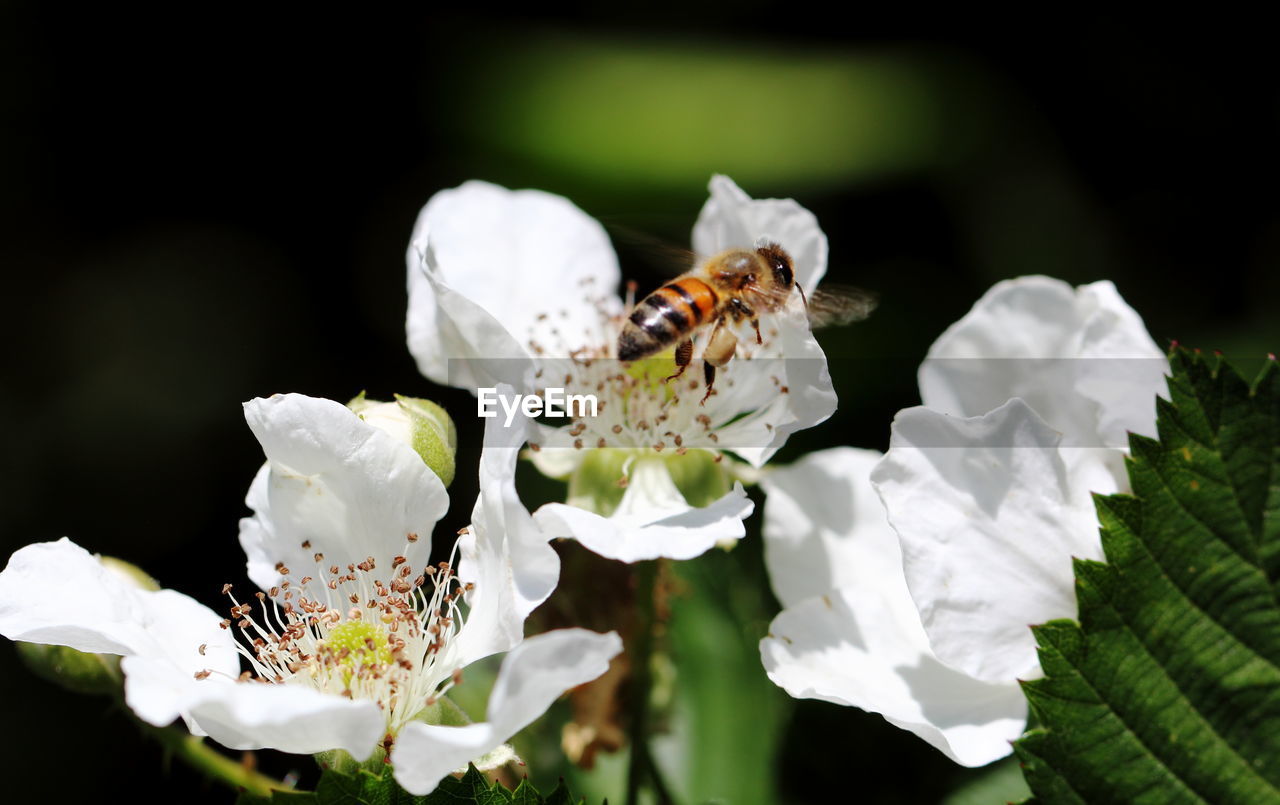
[625,279,638,312]
[728,298,763,345]
[701,316,736,404]
[664,338,694,383]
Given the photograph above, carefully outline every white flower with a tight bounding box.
[406,176,841,561]
[759,276,1167,766]
[758,449,1027,766]
[0,393,620,795]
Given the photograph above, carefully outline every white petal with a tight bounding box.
[123,655,385,757]
[920,276,1166,447]
[761,587,1025,767]
[408,242,538,392]
[453,412,560,665]
[0,539,236,675]
[239,394,448,593]
[761,448,1026,764]
[0,538,159,655]
[691,175,829,289]
[1075,280,1169,442]
[391,629,621,795]
[406,180,622,389]
[112,587,240,734]
[761,448,899,610]
[524,442,583,479]
[711,306,837,467]
[533,458,754,562]
[871,400,1103,683]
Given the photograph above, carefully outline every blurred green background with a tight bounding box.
[2,7,1277,803]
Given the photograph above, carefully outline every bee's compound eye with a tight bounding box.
[770,257,793,288]
[756,242,794,288]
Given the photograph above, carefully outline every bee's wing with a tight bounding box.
[803,284,879,328]
[600,220,702,275]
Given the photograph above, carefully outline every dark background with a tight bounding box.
[2,7,1276,803]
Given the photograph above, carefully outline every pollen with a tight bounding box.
[212,537,472,737]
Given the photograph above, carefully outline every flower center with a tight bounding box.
[210,537,471,739]
[327,620,393,680]
[522,279,785,457]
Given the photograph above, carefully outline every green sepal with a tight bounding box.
[313,747,374,778]
[1013,348,1280,803]
[566,448,731,517]
[347,390,372,412]
[663,448,730,508]
[395,395,458,488]
[418,710,520,775]
[411,694,473,727]
[566,449,631,516]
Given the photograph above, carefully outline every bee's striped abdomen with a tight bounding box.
[668,277,719,324]
[617,277,719,361]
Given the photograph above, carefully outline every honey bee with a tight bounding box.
[617,241,877,402]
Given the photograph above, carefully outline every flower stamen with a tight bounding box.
[211,538,470,735]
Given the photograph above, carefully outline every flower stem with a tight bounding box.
[626,559,672,805]
[645,747,676,805]
[139,721,289,797]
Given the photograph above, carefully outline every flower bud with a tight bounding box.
[99,555,161,592]
[349,393,458,487]
[15,642,121,695]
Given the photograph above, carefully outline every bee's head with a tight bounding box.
[755,242,794,289]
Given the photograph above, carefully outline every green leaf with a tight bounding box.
[430,766,511,805]
[509,779,546,805]
[1015,349,1280,803]
[313,767,385,804]
[294,764,576,805]
[541,779,576,805]
[235,785,319,804]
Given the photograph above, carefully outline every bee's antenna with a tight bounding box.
[795,282,809,311]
